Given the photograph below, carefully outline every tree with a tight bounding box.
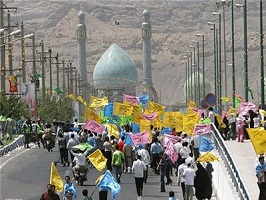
[37,96,74,123]
[0,92,30,120]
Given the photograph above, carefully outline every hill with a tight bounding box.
[5,0,266,105]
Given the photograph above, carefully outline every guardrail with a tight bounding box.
[0,135,25,156]
[209,123,252,200]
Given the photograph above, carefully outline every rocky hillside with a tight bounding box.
[5,0,266,105]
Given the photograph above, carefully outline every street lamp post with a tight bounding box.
[197,33,205,98]
[182,60,188,105]
[231,0,236,107]
[236,1,248,101]
[208,23,218,101]
[212,12,222,113]
[193,40,200,104]
[187,51,193,101]
[183,56,190,101]
[216,0,231,111]
[189,45,196,104]
[260,0,264,109]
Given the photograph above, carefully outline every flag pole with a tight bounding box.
[89,184,99,198]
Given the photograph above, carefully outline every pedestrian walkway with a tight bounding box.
[224,139,259,200]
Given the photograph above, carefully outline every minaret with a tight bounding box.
[76,9,87,96]
[142,9,152,86]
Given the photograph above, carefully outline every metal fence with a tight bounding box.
[0,135,25,156]
[209,124,252,200]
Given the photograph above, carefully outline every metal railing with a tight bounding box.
[208,124,252,200]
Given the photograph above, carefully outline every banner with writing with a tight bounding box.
[113,101,133,116]
[123,94,140,105]
[84,119,105,133]
[130,131,151,145]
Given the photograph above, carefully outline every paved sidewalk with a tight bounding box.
[224,139,259,200]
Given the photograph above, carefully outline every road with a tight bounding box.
[0,144,183,200]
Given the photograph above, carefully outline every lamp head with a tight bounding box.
[207,22,214,26]
[212,12,220,16]
[24,33,34,39]
[10,29,21,36]
[236,4,243,8]
[0,29,5,34]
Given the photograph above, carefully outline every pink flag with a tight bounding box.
[163,134,182,147]
[238,102,258,116]
[193,124,211,135]
[123,94,140,105]
[130,131,150,146]
[165,140,178,163]
[84,119,105,133]
[141,112,157,121]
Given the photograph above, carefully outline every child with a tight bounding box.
[168,191,178,200]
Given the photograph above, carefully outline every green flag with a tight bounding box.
[54,87,63,94]
[115,20,120,25]
[35,74,41,80]
[72,143,93,151]
[234,97,241,109]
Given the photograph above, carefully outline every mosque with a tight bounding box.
[77,8,211,107]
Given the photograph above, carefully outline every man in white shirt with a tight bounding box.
[137,145,150,183]
[178,159,187,199]
[132,155,147,200]
[183,163,196,200]
[191,134,200,161]
[208,107,215,123]
[70,148,90,179]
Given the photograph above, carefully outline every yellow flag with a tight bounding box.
[50,162,63,192]
[188,100,197,109]
[220,96,230,102]
[90,96,108,108]
[215,114,226,128]
[125,102,141,124]
[95,174,104,184]
[68,94,76,101]
[147,101,165,117]
[76,95,87,106]
[183,123,195,135]
[226,107,238,117]
[162,112,181,129]
[88,149,107,172]
[197,152,220,162]
[84,108,102,124]
[113,102,133,116]
[140,119,152,142]
[183,109,199,126]
[246,127,266,155]
[106,123,119,138]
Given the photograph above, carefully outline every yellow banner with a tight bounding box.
[215,114,226,128]
[90,96,108,108]
[84,108,102,124]
[113,101,133,116]
[188,100,197,109]
[226,107,238,117]
[162,112,180,128]
[221,96,230,102]
[88,149,107,171]
[77,95,87,106]
[246,127,266,155]
[147,101,165,117]
[183,109,199,126]
[197,152,220,162]
[140,119,152,142]
[50,162,63,192]
[183,123,195,136]
[130,103,142,124]
[106,123,119,138]
[68,94,76,101]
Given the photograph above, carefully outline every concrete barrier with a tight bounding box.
[0,135,25,156]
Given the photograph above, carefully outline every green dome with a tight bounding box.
[183,72,212,100]
[93,43,138,89]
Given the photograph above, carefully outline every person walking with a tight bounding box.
[177,159,187,199]
[168,191,178,200]
[40,184,60,200]
[5,115,15,141]
[150,138,163,175]
[58,132,69,167]
[23,118,32,148]
[67,133,80,166]
[123,142,133,173]
[103,136,113,171]
[36,120,44,148]
[255,155,266,200]
[137,144,150,183]
[112,145,124,183]
[63,175,77,200]
[132,154,147,200]
[183,163,196,200]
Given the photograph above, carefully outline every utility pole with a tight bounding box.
[21,21,26,83]
[40,40,45,103]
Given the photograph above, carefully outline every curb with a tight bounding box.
[0,135,25,156]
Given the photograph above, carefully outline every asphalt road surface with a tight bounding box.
[0,143,183,200]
